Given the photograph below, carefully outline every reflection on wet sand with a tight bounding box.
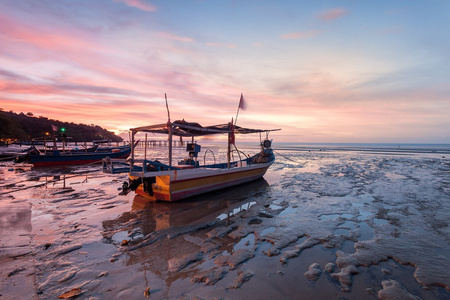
[102,178,269,238]
[0,203,32,234]
[99,178,270,296]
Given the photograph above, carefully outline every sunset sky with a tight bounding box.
[1,0,449,143]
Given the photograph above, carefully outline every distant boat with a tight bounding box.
[0,145,34,161]
[30,144,132,167]
[97,143,136,152]
[103,119,280,202]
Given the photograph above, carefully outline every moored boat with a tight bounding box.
[0,145,34,161]
[103,119,280,202]
[30,144,132,167]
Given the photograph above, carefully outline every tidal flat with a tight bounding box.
[1,145,449,299]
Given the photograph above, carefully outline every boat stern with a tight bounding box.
[132,174,173,201]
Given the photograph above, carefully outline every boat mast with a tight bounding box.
[165,93,172,167]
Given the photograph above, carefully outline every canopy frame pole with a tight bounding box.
[227,121,231,168]
[144,133,147,161]
[168,122,173,167]
[130,129,135,170]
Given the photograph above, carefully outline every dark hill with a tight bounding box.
[0,110,123,142]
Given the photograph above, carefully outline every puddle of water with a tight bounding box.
[358,222,374,241]
[233,233,255,251]
[341,240,356,254]
[217,201,257,221]
[359,194,375,204]
[271,198,284,205]
[374,218,388,225]
[357,209,372,221]
[319,214,340,221]
[339,220,357,230]
[261,227,276,236]
[269,204,283,210]
[341,213,354,219]
[129,232,145,240]
[231,201,256,215]
[279,206,298,216]
[335,228,350,236]
[111,231,129,244]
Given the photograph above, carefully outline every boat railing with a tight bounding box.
[140,159,181,171]
[102,157,183,174]
[102,158,133,174]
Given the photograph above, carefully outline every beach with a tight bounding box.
[1,145,449,299]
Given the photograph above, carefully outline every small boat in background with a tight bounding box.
[0,145,34,161]
[29,144,132,167]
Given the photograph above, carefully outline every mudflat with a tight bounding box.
[1,147,449,299]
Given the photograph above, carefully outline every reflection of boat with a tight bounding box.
[30,144,132,167]
[103,118,280,202]
[102,178,269,235]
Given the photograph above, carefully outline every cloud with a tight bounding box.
[0,13,103,56]
[205,42,236,49]
[157,32,194,42]
[114,0,157,12]
[281,30,321,40]
[317,8,348,21]
[0,68,29,81]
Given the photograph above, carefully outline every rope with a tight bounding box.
[273,150,306,165]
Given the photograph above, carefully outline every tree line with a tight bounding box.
[0,110,123,142]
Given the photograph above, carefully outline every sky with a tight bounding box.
[1,0,449,144]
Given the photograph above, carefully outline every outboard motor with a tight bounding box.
[120,178,141,195]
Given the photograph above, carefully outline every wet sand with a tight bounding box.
[1,148,449,299]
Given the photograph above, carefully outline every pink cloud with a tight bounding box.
[205,42,236,49]
[157,32,194,42]
[114,0,157,12]
[0,80,58,95]
[317,8,348,21]
[0,14,103,56]
[281,30,321,40]
[0,14,165,92]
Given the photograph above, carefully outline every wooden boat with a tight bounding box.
[30,144,132,167]
[0,145,34,161]
[103,120,280,202]
[97,143,135,152]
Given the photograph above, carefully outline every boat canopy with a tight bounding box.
[131,120,280,137]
